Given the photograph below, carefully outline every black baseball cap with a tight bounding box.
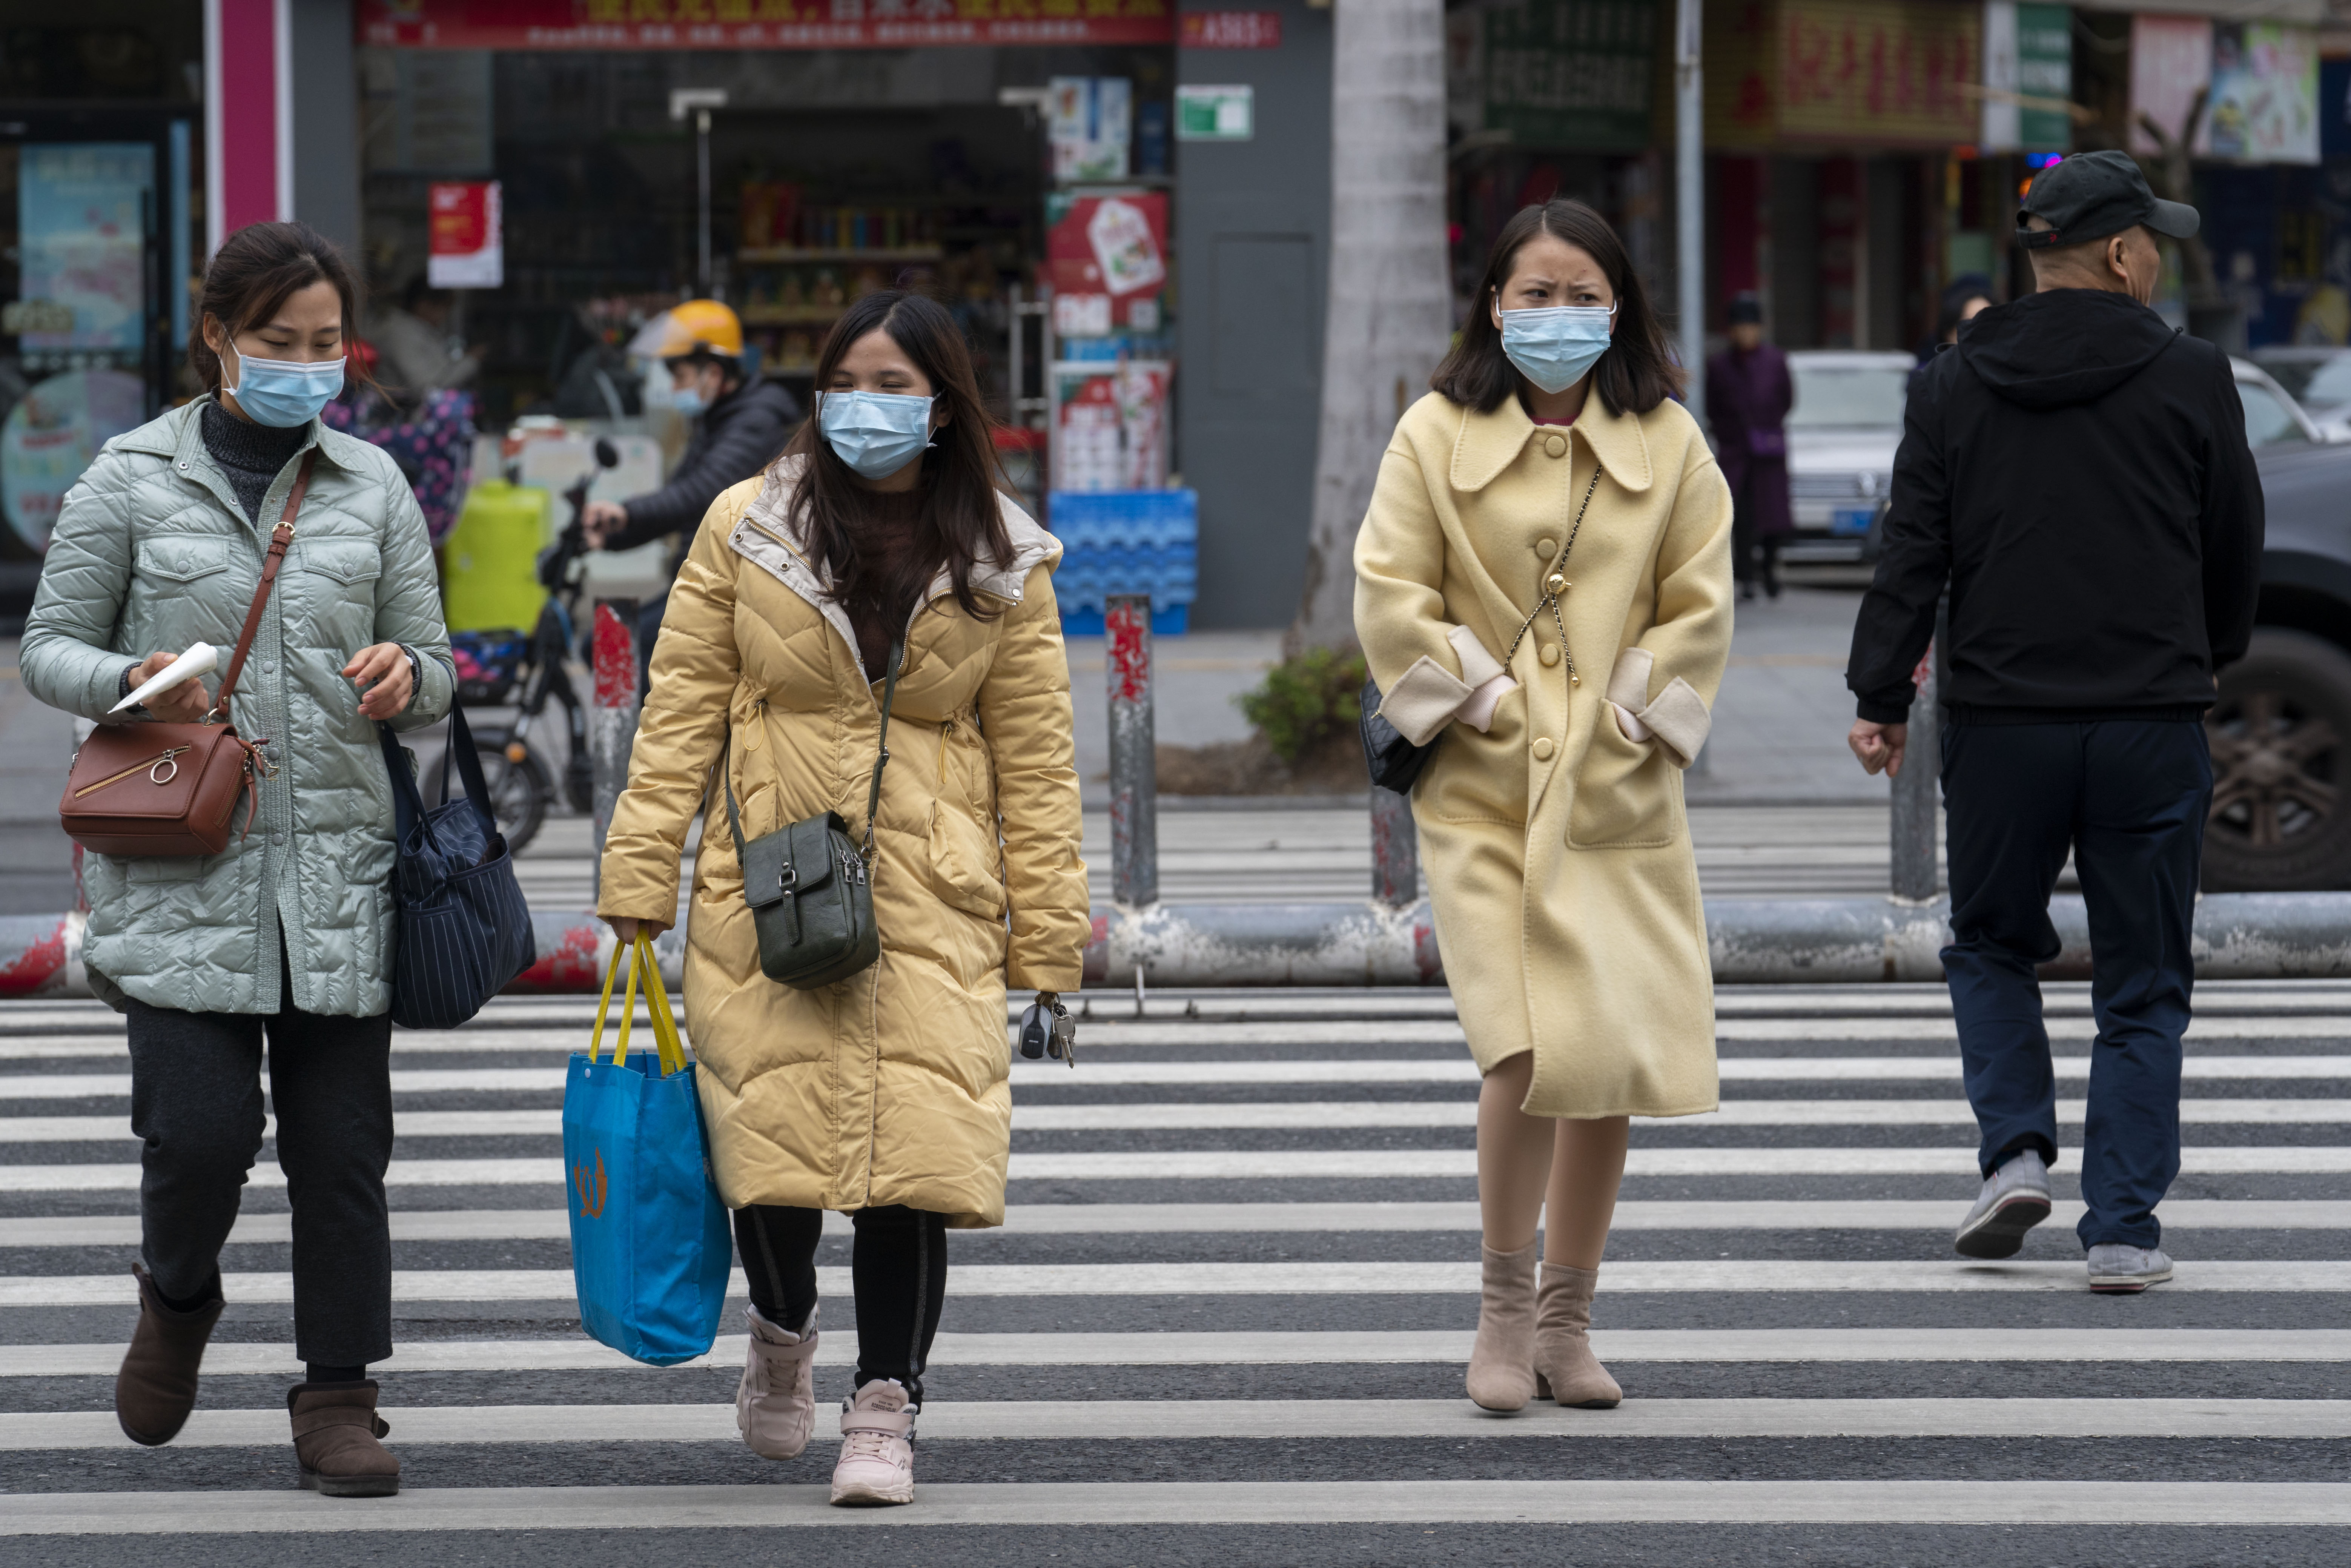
[2017,150,2198,250]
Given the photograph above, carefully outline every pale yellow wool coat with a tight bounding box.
[1354,392,1734,1118]
[597,462,1090,1227]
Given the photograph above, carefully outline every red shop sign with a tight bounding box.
[1178,9,1279,48]
[358,0,1175,49]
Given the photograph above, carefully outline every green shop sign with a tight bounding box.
[1481,0,1656,153]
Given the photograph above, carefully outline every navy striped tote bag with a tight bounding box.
[378,704,536,1029]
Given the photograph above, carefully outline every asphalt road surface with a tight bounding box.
[3,983,2350,1564]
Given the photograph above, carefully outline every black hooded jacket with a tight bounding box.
[1847,288,2263,724]
[602,377,802,573]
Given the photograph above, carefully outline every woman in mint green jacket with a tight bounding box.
[19,222,451,1499]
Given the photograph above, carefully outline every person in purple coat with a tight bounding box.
[1705,294,1794,600]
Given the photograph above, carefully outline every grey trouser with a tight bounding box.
[124,970,395,1367]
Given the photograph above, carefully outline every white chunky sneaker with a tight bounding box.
[1953,1149,2052,1259]
[830,1379,916,1507]
[736,1304,818,1460]
[2087,1244,2174,1294]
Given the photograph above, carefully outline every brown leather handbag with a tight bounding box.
[58,455,315,859]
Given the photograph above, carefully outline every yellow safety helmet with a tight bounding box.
[649,299,743,362]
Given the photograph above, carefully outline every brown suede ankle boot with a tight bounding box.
[288,1380,401,1497]
[1532,1261,1622,1409]
[1465,1241,1540,1411]
[116,1264,224,1446]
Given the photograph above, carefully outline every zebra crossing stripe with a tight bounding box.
[9,1258,2351,1307]
[4,1197,2346,1248]
[8,1396,2351,1451]
[5,1479,2350,1533]
[11,1326,2351,1378]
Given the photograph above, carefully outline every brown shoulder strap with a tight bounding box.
[211,451,316,723]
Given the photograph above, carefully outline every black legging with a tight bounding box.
[734,1204,948,1402]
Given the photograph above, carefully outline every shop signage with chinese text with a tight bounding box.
[1175,84,1254,140]
[1179,10,1279,48]
[1480,0,1654,153]
[1981,2,2070,154]
[1707,0,1979,149]
[428,181,504,288]
[357,0,1176,50]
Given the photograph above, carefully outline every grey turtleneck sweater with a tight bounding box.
[200,400,309,522]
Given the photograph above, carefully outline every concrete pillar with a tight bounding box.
[1105,594,1158,907]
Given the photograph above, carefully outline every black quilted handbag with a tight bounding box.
[721,640,902,990]
[378,703,537,1029]
[1359,677,1432,796]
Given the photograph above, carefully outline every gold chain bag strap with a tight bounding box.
[58,452,314,858]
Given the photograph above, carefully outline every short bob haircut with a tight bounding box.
[1430,199,1682,418]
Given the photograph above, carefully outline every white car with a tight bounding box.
[1782,350,1915,564]
[2231,356,2331,446]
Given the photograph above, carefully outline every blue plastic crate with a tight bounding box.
[1047,489,1198,551]
[1060,602,1190,637]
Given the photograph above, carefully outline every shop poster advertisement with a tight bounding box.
[359,0,1175,49]
[2204,24,2319,165]
[2129,14,2211,157]
[1049,77,1132,182]
[428,181,504,288]
[2,369,146,552]
[17,143,151,358]
[1054,361,1170,493]
[1047,191,1169,335]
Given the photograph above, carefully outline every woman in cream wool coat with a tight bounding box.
[1354,200,1733,1413]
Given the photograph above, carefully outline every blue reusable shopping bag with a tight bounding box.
[562,934,731,1367]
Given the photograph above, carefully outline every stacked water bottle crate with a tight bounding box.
[1046,488,1198,635]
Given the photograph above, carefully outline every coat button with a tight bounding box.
[1540,644,1561,668]
[1543,434,1567,458]
[1535,537,1557,558]
[1532,737,1556,761]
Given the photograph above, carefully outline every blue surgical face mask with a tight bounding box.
[818,389,935,480]
[1498,304,1617,395]
[668,384,710,418]
[224,349,344,428]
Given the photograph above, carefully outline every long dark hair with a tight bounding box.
[189,221,366,395]
[783,290,1014,625]
[1430,200,1681,417]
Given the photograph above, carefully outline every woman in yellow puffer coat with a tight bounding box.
[597,291,1089,1508]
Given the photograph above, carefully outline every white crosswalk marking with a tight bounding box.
[6,983,2351,1547]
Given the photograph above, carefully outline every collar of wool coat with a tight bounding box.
[1449,387,1657,496]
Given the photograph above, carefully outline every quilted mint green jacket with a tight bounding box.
[20,398,455,1017]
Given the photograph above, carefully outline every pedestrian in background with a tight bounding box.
[1846,151,2263,1292]
[1909,273,1996,398]
[365,276,484,400]
[585,300,801,684]
[20,220,455,1494]
[1704,292,1794,600]
[597,290,1088,1506]
[1356,199,1734,1413]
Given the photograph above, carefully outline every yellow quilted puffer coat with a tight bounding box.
[596,459,1090,1227]
[1355,391,1733,1120]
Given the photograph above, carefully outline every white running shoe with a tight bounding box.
[735,1303,818,1460]
[1953,1149,2052,1259]
[830,1379,916,1507]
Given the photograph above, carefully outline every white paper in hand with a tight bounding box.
[111,643,218,715]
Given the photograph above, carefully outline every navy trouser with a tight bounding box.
[1939,718,2212,1251]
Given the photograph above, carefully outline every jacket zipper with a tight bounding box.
[73,746,192,797]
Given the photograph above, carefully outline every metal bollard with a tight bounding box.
[1889,624,1943,902]
[1105,594,1159,906]
[1370,788,1419,908]
[590,597,641,901]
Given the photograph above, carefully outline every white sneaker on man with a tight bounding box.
[1953,1148,2052,1259]
[830,1379,916,1506]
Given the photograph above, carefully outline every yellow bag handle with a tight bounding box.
[588,931,688,1077]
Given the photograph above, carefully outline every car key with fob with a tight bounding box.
[1018,992,1077,1066]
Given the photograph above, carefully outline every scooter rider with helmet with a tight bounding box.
[585,300,802,670]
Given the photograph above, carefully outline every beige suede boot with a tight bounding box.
[1532,1262,1622,1409]
[1464,1241,1540,1411]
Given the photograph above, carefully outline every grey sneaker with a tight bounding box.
[1953,1149,2052,1259]
[2087,1244,2174,1294]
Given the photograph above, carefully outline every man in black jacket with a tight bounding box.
[1845,151,2263,1294]
[585,301,800,677]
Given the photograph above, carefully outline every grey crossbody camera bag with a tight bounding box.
[720,640,903,990]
